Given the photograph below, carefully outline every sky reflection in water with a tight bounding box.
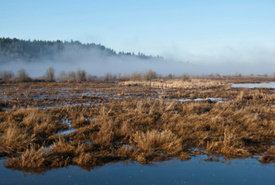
[0,155,274,185]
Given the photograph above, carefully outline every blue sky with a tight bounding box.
[1,0,275,64]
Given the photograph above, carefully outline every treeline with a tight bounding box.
[0,37,162,62]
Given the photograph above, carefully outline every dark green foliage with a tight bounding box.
[0,37,162,63]
[0,38,116,62]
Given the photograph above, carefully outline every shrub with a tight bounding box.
[131,72,142,81]
[0,70,14,79]
[76,70,86,82]
[45,67,55,81]
[181,73,190,81]
[103,73,116,81]
[67,71,76,82]
[17,69,31,82]
[86,74,97,81]
[143,70,157,81]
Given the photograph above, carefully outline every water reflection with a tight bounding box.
[178,98,224,103]
[0,155,274,185]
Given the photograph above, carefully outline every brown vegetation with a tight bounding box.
[0,76,274,172]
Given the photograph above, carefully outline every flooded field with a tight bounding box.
[0,76,274,184]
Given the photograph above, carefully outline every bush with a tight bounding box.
[143,70,157,81]
[67,71,76,82]
[181,73,190,81]
[76,70,86,82]
[86,74,97,81]
[17,69,31,82]
[0,70,14,79]
[131,72,142,81]
[103,73,116,81]
[45,67,55,81]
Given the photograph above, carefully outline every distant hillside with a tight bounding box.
[0,37,162,63]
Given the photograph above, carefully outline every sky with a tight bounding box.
[1,0,275,74]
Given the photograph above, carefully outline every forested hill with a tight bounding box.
[0,37,162,62]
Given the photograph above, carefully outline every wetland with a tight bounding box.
[0,75,274,184]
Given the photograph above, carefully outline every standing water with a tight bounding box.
[0,156,274,185]
[231,82,275,88]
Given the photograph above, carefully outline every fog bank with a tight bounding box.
[1,43,274,77]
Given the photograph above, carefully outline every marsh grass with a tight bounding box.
[0,124,34,153]
[121,79,225,89]
[5,144,45,169]
[0,78,274,172]
[133,130,182,155]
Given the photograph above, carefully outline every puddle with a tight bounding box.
[57,129,76,135]
[85,141,93,145]
[0,155,274,185]
[40,101,107,110]
[0,87,121,111]
[57,119,76,135]
[178,97,224,103]
[231,82,275,88]
[62,119,72,127]
[42,145,53,153]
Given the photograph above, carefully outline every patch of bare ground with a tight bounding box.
[0,77,274,172]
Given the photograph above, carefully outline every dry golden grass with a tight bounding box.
[5,144,46,169]
[0,124,34,153]
[0,78,274,172]
[258,155,275,163]
[132,130,182,155]
[120,79,226,89]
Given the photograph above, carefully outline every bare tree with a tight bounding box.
[131,72,142,81]
[17,69,31,82]
[76,70,86,82]
[103,73,115,81]
[67,71,76,82]
[143,70,157,81]
[0,70,14,79]
[45,67,55,81]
